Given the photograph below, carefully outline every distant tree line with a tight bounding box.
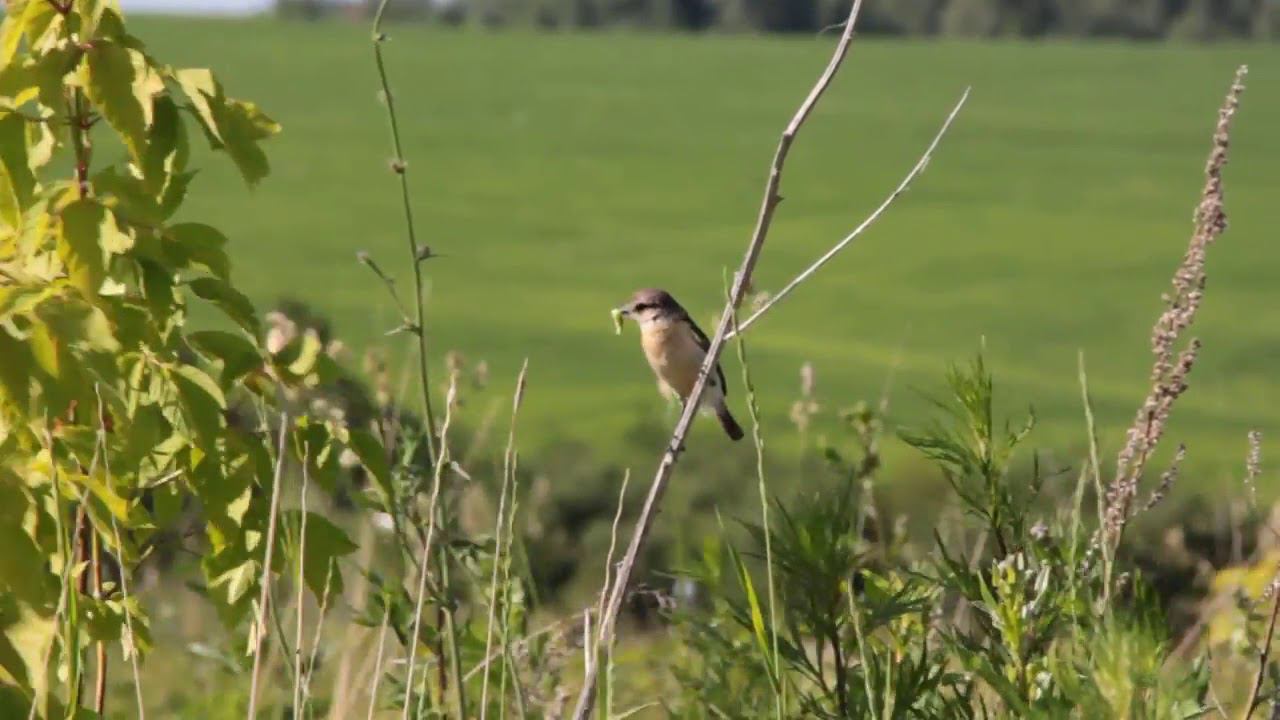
[279,0,1280,38]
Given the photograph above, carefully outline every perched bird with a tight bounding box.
[616,289,744,441]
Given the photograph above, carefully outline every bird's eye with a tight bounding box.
[634,303,649,312]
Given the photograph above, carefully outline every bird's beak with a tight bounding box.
[615,305,631,318]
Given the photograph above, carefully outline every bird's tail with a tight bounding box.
[715,402,745,441]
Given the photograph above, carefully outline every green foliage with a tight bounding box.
[663,356,1228,718]
[0,3,368,715]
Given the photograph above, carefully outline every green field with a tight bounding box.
[134,17,1279,483]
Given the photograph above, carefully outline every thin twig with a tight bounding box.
[300,561,336,715]
[293,442,312,720]
[247,416,291,720]
[1245,589,1280,719]
[725,88,970,341]
[92,518,107,716]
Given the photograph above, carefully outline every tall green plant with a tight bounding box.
[0,3,357,716]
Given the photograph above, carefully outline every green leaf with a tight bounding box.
[93,165,163,226]
[0,4,26,65]
[0,475,57,608]
[16,0,62,55]
[0,58,39,107]
[174,68,280,186]
[729,543,773,676]
[0,330,32,407]
[34,291,119,354]
[216,98,279,187]
[65,468,136,526]
[58,200,111,296]
[187,330,261,385]
[173,69,220,142]
[168,364,225,449]
[30,45,77,122]
[0,113,35,231]
[141,94,189,196]
[346,428,392,505]
[168,222,230,280]
[280,511,356,598]
[187,276,259,335]
[286,329,322,377]
[83,43,160,164]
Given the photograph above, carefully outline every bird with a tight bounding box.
[615,288,744,441]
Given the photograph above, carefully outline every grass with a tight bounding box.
[132,16,1280,481]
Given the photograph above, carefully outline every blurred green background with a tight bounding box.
[134,15,1280,486]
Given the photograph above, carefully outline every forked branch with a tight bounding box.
[569,0,970,716]
[726,87,970,340]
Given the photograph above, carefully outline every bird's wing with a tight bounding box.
[685,314,729,397]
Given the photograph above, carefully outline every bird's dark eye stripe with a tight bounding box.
[634,303,650,311]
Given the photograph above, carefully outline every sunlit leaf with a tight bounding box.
[173,68,279,186]
[83,43,160,164]
[168,364,225,450]
[57,200,110,296]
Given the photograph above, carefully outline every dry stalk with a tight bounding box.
[403,377,460,720]
[365,603,393,720]
[247,415,291,720]
[480,360,530,718]
[92,386,146,719]
[293,443,311,719]
[1100,65,1247,585]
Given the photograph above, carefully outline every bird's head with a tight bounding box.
[617,288,681,328]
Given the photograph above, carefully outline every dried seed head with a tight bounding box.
[1103,67,1244,550]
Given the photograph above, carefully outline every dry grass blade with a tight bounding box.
[365,603,393,720]
[247,415,291,720]
[403,377,460,720]
[480,360,530,719]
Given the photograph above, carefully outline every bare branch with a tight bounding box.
[570,0,891,716]
[726,87,970,340]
